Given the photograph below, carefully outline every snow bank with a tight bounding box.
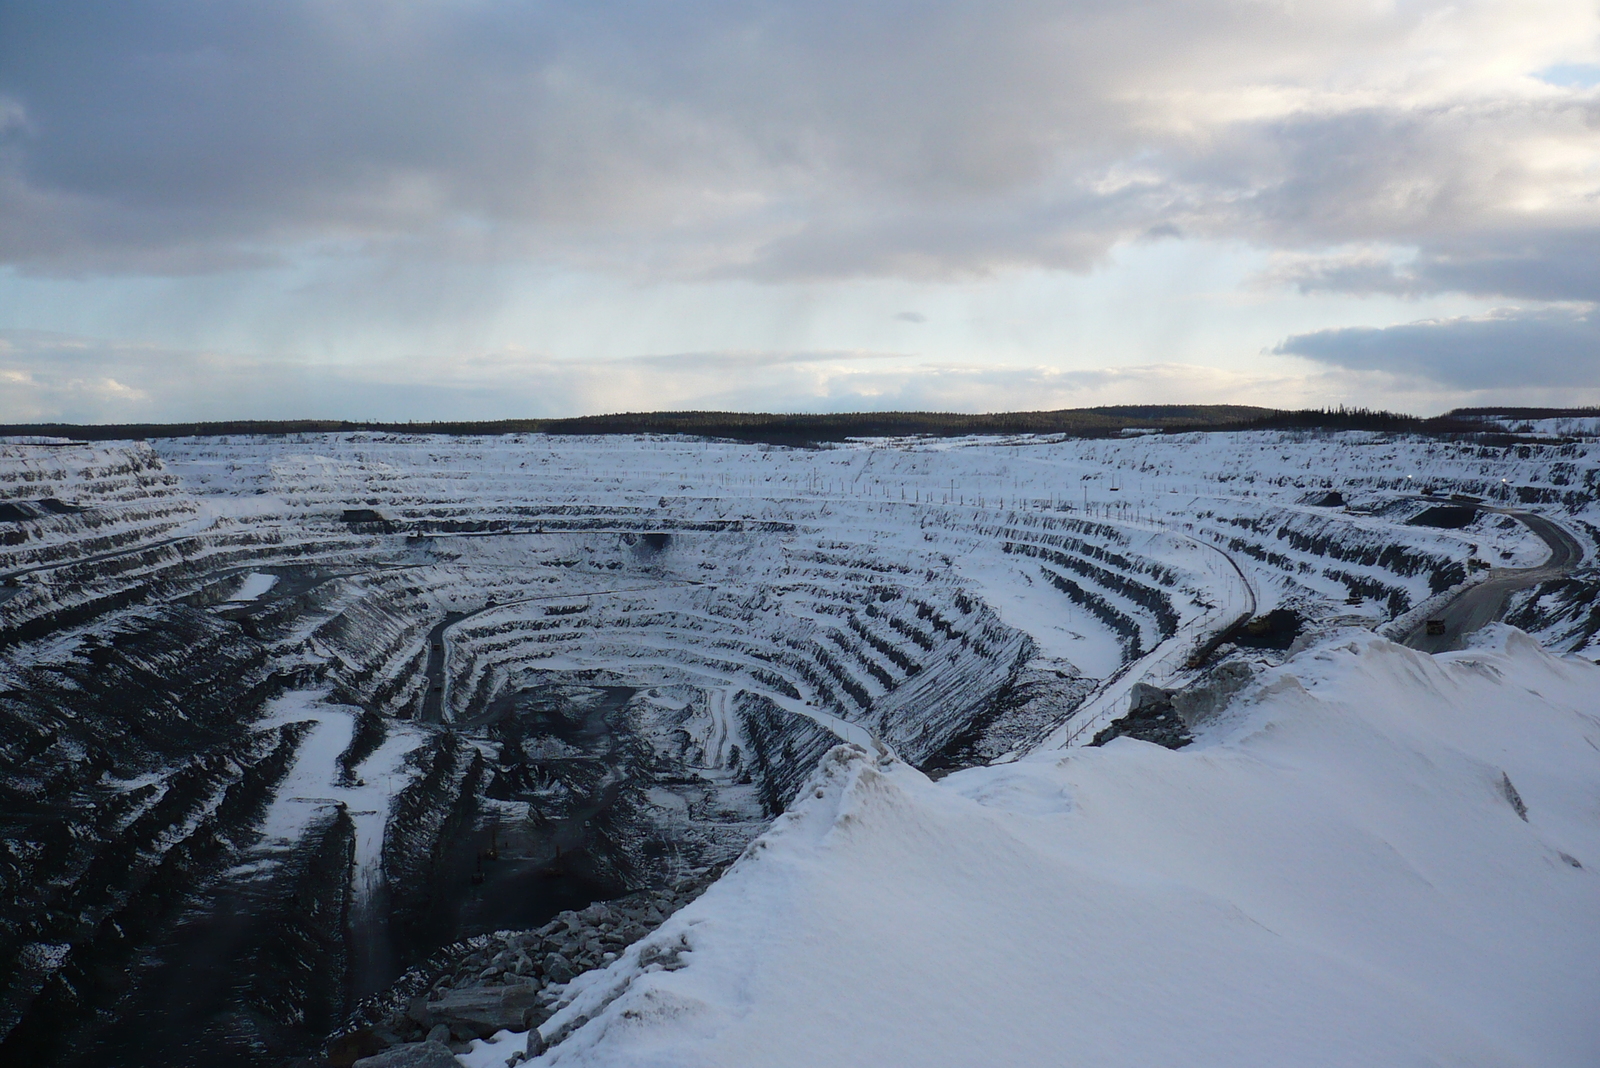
[527,627,1600,1068]
[227,571,279,601]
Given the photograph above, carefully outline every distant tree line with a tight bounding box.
[1,404,1593,445]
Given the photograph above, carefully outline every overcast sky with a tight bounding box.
[2,0,1597,422]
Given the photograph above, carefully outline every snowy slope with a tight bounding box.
[522,627,1600,1068]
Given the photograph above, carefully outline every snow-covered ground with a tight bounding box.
[248,690,427,908]
[143,430,1600,750]
[4,427,1598,1067]
[227,571,279,602]
[8,430,1591,688]
[524,626,1600,1067]
[1470,415,1600,440]
[145,427,1598,655]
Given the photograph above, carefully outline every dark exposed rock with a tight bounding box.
[734,692,839,817]
[337,869,724,1055]
[1226,609,1303,651]
[1500,772,1529,821]
[1407,505,1478,529]
[0,498,84,522]
[1090,683,1192,749]
[923,656,1094,774]
[337,710,389,786]
[1171,661,1255,727]
[352,1039,461,1068]
[0,711,312,1065]
[328,1028,389,1067]
[1504,570,1600,653]
[425,984,542,1039]
[381,733,488,954]
[228,807,358,1049]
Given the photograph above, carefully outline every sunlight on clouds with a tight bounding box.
[3,329,1570,424]
[0,0,1595,416]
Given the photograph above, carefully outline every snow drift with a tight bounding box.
[519,626,1600,1067]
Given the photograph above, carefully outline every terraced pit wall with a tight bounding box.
[2,428,1594,1067]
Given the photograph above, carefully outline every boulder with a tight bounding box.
[327,1029,389,1068]
[352,1040,461,1068]
[543,953,575,983]
[1128,682,1176,714]
[426,983,543,1038]
[1171,661,1255,726]
[1091,685,1192,750]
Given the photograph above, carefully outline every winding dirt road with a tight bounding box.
[1403,508,1585,653]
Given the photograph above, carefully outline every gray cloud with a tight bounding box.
[1,0,1593,294]
[1262,230,1600,304]
[0,1,1135,276]
[1415,234,1600,304]
[1259,251,1426,298]
[1274,308,1600,389]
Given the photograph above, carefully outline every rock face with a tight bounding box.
[1092,659,1263,748]
[924,656,1096,771]
[0,606,307,1066]
[1090,683,1193,749]
[380,731,488,955]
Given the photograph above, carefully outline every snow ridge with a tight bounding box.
[524,627,1600,1068]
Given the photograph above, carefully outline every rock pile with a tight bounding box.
[326,869,722,1066]
[1090,658,1261,750]
[1171,660,1255,725]
[1090,682,1193,749]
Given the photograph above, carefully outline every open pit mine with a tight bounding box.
[1,427,1595,1067]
